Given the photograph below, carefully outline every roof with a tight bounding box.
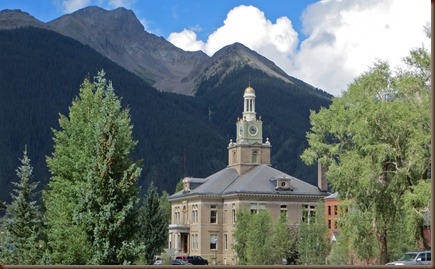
[169,164,328,199]
[324,192,339,200]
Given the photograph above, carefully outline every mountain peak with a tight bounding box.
[0,9,45,29]
[196,42,295,90]
[49,6,144,36]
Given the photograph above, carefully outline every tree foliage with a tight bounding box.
[297,202,329,264]
[269,213,299,264]
[301,45,431,264]
[44,71,142,264]
[233,209,301,265]
[233,209,251,264]
[0,147,43,265]
[140,182,169,265]
[246,210,273,265]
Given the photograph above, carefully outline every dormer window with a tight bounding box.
[275,176,292,191]
[183,178,190,193]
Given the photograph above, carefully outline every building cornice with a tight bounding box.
[168,191,328,203]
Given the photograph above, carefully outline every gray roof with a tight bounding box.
[324,192,339,200]
[169,164,327,199]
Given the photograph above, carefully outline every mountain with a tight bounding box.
[0,27,227,204]
[0,9,45,29]
[0,7,332,205]
[0,7,321,98]
[46,6,209,95]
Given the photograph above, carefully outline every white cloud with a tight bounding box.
[62,0,91,13]
[290,0,431,95]
[167,1,430,96]
[108,0,135,8]
[168,29,205,52]
[60,0,135,13]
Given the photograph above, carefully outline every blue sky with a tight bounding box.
[0,0,316,40]
[0,0,430,96]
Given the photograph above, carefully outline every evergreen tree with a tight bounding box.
[44,71,142,264]
[140,182,168,265]
[0,147,43,265]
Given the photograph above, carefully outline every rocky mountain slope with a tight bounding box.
[0,7,324,98]
[0,9,45,29]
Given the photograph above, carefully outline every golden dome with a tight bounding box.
[244,85,255,94]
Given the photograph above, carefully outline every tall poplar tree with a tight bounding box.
[0,148,43,265]
[233,209,251,264]
[246,210,273,265]
[44,71,142,264]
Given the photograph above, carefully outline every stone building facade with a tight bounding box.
[167,85,329,265]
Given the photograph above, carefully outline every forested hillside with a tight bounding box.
[0,27,227,202]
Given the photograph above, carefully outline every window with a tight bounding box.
[250,203,257,214]
[334,220,338,229]
[192,205,198,223]
[328,206,331,216]
[224,234,228,250]
[280,204,288,217]
[174,206,180,224]
[302,204,316,223]
[250,203,265,214]
[334,205,338,215]
[210,205,217,223]
[328,219,331,229]
[252,151,258,163]
[191,234,198,250]
[232,209,236,223]
[183,205,187,224]
[210,234,217,250]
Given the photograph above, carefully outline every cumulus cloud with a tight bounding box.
[60,0,135,13]
[168,5,298,70]
[289,0,431,95]
[168,29,205,52]
[167,1,430,96]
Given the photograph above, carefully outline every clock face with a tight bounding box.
[249,125,258,135]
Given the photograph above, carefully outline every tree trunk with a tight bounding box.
[373,219,388,264]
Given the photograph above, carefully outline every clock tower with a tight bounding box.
[228,85,271,174]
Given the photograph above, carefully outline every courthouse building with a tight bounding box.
[168,85,329,265]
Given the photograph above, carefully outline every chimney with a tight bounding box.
[318,162,328,192]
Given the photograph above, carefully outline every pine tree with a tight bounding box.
[44,70,142,264]
[140,182,168,265]
[0,147,43,264]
